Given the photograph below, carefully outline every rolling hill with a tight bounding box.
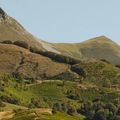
[0,8,120,65]
[0,7,120,84]
[54,36,120,65]
[0,8,61,54]
[0,8,120,120]
[0,43,80,80]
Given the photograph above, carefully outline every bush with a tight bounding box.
[100,59,110,64]
[29,46,39,53]
[1,40,13,44]
[53,102,62,112]
[71,65,86,77]
[0,85,4,92]
[0,8,6,20]
[28,98,42,108]
[0,95,20,105]
[13,41,29,49]
[66,90,80,100]
[67,106,77,116]
[53,102,69,113]
[115,65,120,69]
[12,72,24,83]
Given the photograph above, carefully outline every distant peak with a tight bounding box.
[0,8,7,20]
[89,35,113,42]
[93,35,115,43]
[93,35,110,40]
[82,35,118,45]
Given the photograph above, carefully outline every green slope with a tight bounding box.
[54,36,120,65]
[9,110,84,120]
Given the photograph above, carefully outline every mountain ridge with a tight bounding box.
[0,8,120,120]
[0,8,120,65]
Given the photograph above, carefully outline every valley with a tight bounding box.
[0,8,120,120]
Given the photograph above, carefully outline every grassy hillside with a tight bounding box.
[0,8,120,120]
[0,43,81,80]
[0,8,61,54]
[9,109,83,120]
[0,57,120,120]
[54,36,120,65]
[0,77,120,119]
[72,59,120,86]
[0,8,120,65]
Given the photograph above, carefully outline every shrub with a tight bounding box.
[71,65,86,77]
[53,102,69,113]
[29,46,80,65]
[53,102,62,112]
[13,41,29,49]
[28,98,42,108]
[100,59,110,64]
[12,72,24,83]
[29,46,39,53]
[36,51,80,65]
[0,85,4,92]
[67,106,77,116]
[0,95,20,105]
[1,40,13,44]
[0,8,6,20]
[115,65,120,69]
[66,90,80,100]
[67,93,80,100]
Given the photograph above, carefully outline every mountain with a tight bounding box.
[0,43,80,80]
[0,8,120,120]
[0,8,120,65]
[54,36,120,65]
[0,8,60,54]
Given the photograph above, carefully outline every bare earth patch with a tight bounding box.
[0,111,14,120]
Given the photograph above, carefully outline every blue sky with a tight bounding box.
[0,0,120,44]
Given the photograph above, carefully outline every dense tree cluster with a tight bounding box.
[78,100,120,120]
[0,95,20,105]
[36,51,80,65]
[71,65,86,77]
[28,98,40,108]
[30,46,81,65]
[0,74,23,105]
[53,102,77,115]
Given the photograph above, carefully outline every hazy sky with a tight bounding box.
[0,0,120,44]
